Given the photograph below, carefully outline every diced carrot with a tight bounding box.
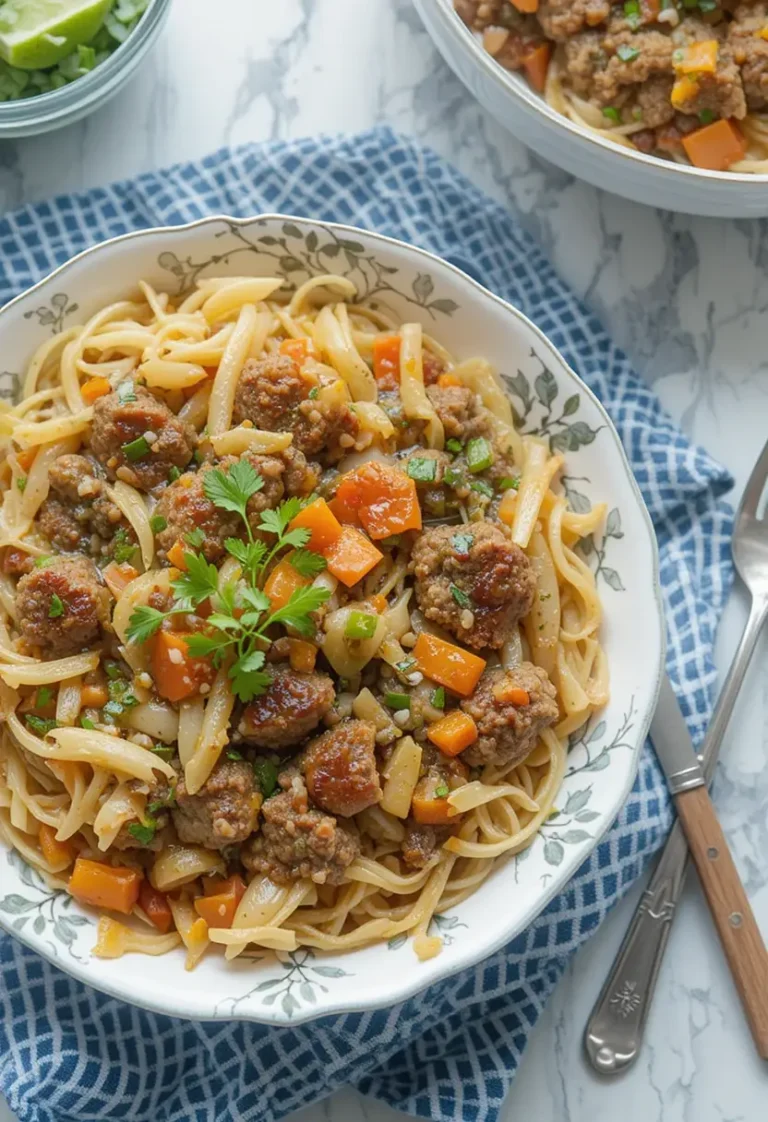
[194,883,242,928]
[334,462,422,539]
[522,42,551,93]
[287,638,318,673]
[264,556,311,610]
[426,711,478,757]
[369,594,388,614]
[138,881,174,934]
[81,376,112,404]
[16,448,36,472]
[152,630,215,703]
[671,75,700,110]
[2,548,31,576]
[81,683,109,708]
[493,683,531,707]
[437,373,461,388]
[411,777,455,825]
[102,561,139,598]
[372,335,401,391]
[510,0,539,11]
[682,118,747,170]
[324,525,384,588]
[202,873,246,900]
[674,39,718,75]
[289,497,343,552]
[167,540,187,570]
[69,857,142,915]
[280,337,314,364]
[39,824,76,869]
[327,493,360,526]
[412,633,486,698]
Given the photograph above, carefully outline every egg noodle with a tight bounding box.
[0,270,609,967]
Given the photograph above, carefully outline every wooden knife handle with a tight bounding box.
[675,784,768,1060]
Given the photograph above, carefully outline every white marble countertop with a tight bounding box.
[2,2,768,1120]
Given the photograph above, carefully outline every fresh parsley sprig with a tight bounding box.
[125,461,330,703]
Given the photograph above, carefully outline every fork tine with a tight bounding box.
[737,438,768,522]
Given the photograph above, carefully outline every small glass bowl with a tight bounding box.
[0,0,172,138]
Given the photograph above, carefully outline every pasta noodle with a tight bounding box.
[0,265,608,969]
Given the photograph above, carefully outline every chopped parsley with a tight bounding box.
[80,716,96,730]
[34,556,52,568]
[16,476,26,493]
[308,386,319,400]
[451,533,474,555]
[446,438,463,454]
[406,456,437,483]
[385,691,411,711]
[127,821,157,846]
[431,687,445,709]
[150,515,168,534]
[469,479,494,499]
[112,528,137,564]
[151,744,174,763]
[48,593,65,619]
[253,758,278,798]
[122,435,151,462]
[35,686,54,710]
[616,44,640,62]
[226,748,244,761]
[168,466,181,483]
[434,784,450,799]
[184,527,206,549]
[698,109,716,125]
[498,476,520,492]
[25,714,58,736]
[116,380,137,404]
[450,584,472,609]
[602,107,621,124]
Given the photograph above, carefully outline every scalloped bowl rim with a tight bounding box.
[420,0,768,188]
[0,214,665,1024]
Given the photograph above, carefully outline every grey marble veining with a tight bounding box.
[1,2,767,1120]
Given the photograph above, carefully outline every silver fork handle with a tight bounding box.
[584,594,768,1074]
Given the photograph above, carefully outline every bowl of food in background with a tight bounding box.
[0,0,171,137]
[413,0,768,217]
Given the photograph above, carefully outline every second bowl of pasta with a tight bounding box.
[0,215,664,1023]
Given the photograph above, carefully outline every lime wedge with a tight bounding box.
[0,0,112,70]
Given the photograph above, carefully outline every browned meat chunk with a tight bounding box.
[233,354,360,465]
[401,819,452,869]
[461,664,559,769]
[729,2,768,109]
[537,0,611,41]
[426,383,490,444]
[90,385,196,492]
[301,719,381,818]
[671,18,746,120]
[38,454,132,554]
[242,772,359,885]
[16,556,110,658]
[562,26,676,127]
[172,759,258,849]
[410,521,536,650]
[421,350,446,386]
[238,665,335,750]
[153,449,318,563]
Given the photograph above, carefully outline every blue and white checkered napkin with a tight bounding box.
[0,129,734,1122]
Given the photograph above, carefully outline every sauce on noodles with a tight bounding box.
[0,268,609,967]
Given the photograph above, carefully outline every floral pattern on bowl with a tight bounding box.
[0,214,664,1024]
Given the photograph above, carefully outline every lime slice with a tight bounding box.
[0,0,112,70]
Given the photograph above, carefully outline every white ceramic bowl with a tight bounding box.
[0,215,664,1024]
[413,0,768,218]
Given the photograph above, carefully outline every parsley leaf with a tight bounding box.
[112,527,137,564]
[184,527,206,548]
[258,498,304,538]
[25,714,58,736]
[290,548,327,578]
[171,552,220,610]
[229,649,272,703]
[269,585,329,636]
[35,686,54,709]
[127,821,157,846]
[125,605,167,645]
[450,584,472,609]
[203,460,264,521]
[241,585,270,614]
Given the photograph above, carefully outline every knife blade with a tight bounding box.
[650,675,768,1059]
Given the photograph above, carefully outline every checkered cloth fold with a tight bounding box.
[0,129,733,1122]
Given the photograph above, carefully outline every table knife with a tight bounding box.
[651,675,768,1059]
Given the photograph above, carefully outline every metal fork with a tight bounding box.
[584,438,768,1074]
